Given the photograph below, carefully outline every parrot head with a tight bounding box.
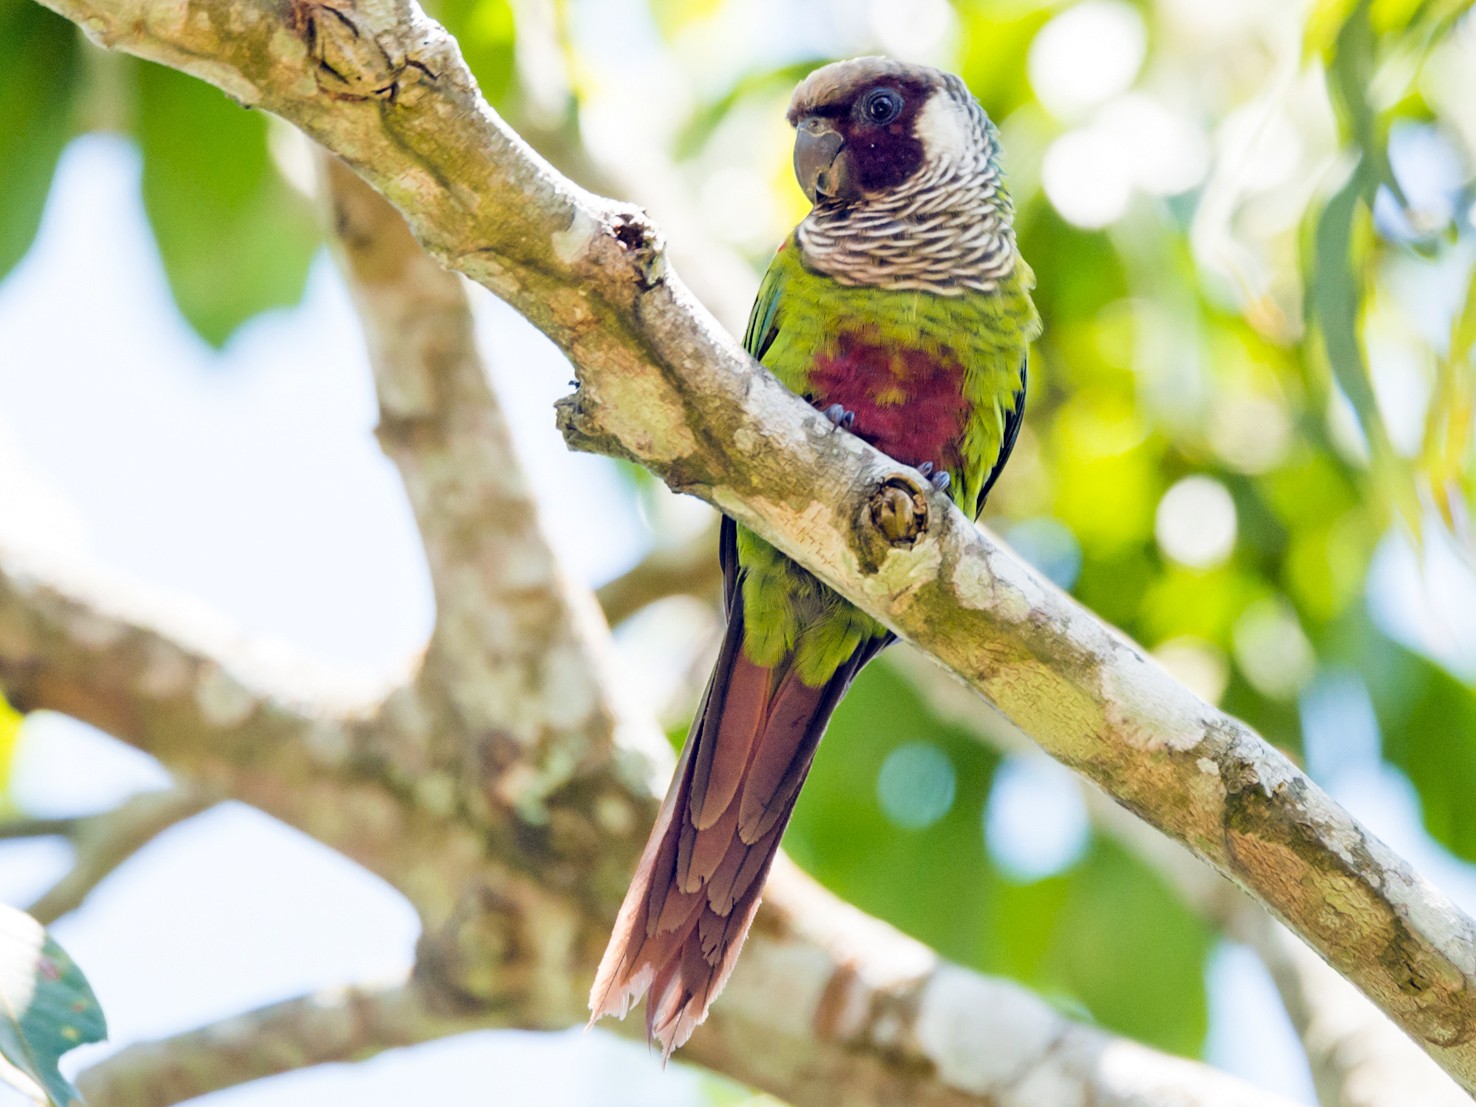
[787,56,988,205]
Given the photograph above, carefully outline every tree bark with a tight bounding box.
[13,0,1476,1093]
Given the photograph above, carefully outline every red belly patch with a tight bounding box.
[809,332,969,471]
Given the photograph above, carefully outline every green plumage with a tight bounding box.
[737,234,1040,686]
[590,57,1042,1055]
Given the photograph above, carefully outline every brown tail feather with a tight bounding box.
[588,600,879,1057]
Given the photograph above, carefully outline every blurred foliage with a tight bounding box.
[0,0,79,282]
[6,0,1476,1078]
[135,62,318,347]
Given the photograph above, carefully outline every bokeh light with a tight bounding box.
[1155,476,1238,569]
[876,742,957,829]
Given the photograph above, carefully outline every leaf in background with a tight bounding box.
[1325,2,1405,204]
[1038,839,1212,1056]
[785,661,1001,968]
[673,59,827,161]
[134,62,318,347]
[1422,264,1476,542]
[437,0,517,108]
[1363,629,1476,861]
[647,0,724,41]
[1309,164,1383,443]
[0,1,80,282]
[0,904,106,1107]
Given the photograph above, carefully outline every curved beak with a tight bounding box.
[793,116,850,203]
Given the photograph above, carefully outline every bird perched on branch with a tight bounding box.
[589,56,1040,1056]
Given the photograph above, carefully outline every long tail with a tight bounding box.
[589,594,881,1057]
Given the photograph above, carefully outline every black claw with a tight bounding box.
[918,462,934,477]
[930,470,951,492]
[842,411,855,429]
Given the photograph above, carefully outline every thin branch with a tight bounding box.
[75,978,487,1107]
[0,813,80,840]
[595,519,723,626]
[28,0,1476,1088]
[26,788,212,925]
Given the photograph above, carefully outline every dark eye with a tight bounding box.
[861,88,903,125]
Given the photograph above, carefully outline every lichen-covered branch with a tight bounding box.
[897,651,1469,1106]
[1248,913,1469,1107]
[322,154,636,826]
[29,0,1476,1089]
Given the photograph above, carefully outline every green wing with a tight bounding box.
[742,246,788,362]
[975,353,1027,517]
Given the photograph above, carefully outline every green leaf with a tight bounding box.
[1047,839,1212,1055]
[1363,633,1476,860]
[0,904,106,1107]
[1309,164,1381,440]
[0,1,80,281]
[785,660,1001,968]
[1422,263,1476,534]
[134,62,318,347]
[437,0,517,108]
[1325,2,1404,204]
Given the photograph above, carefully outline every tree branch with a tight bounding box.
[595,519,723,627]
[0,125,1295,1107]
[322,153,636,826]
[28,0,1476,1090]
[896,650,1469,1106]
[0,813,80,840]
[25,788,212,925]
[317,150,1293,1107]
[74,979,486,1107]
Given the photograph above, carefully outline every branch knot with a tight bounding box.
[855,473,930,572]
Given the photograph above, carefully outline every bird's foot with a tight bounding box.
[918,462,951,492]
[824,404,856,430]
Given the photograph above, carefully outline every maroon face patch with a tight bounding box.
[796,74,932,195]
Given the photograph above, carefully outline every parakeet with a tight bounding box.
[589,56,1041,1056]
